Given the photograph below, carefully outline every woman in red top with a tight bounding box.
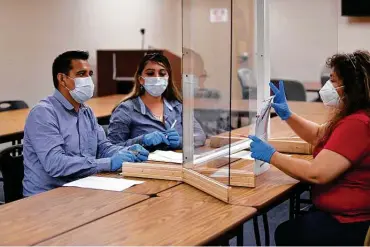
[249,50,370,246]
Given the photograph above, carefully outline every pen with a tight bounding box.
[165,120,178,139]
[170,119,177,129]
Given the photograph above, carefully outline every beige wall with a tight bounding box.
[2,0,370,106]
[0,0,182,106]
[182,0,254,102]
[183,0,232,97]
[270,0,370,83]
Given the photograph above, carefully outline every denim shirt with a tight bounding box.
[23,90,126,196]
[108,97,206,148]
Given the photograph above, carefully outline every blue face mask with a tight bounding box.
[65,76,95,103]
[142,77,168,97]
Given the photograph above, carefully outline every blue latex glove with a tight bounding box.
[270,80,292,120]
[110,151,136,171]
[142,131,170,147]
[164,129,182,149]
[127,144,149,162]
[248,135,276,163]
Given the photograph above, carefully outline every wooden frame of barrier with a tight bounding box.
[209,135,313,154]
[122,161,258,203]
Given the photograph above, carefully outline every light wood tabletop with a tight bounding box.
[0,93,327,141]
[229,155,312,208]
[193,98,326,115]
[0,187,148,246]
[158,155,312,209]
[85,94,126,118]
[98,173,181,195]
[38,195,256,246]
[0,108,29,139]
[0,95,126,142]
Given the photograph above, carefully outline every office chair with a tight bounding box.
[0,101,28,184]
[0,144,24,203]
[271,79,307,101]
[237,68,257,100]
[0,100,28,112]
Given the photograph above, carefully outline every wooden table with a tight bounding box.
[0,101,329,245]
[0,187,148,245]
[159,154,311,209]
[0,108,29,143]
[38,193,256,246]
[0,95,127,144]
[86,94,126,118]
[0,94,326,144]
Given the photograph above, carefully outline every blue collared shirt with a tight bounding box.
[23,90,125,196]
[108,97,206,148]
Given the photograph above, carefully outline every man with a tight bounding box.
[23,50,149,196]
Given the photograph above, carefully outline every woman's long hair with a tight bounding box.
[121,53,182,103]
[318,50,370,145]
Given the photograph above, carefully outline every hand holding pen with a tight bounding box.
[164,120,181,149]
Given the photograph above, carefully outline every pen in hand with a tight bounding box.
[165,120,178,140]
[170,119,177,129]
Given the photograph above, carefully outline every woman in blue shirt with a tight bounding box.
[108,53,206,150]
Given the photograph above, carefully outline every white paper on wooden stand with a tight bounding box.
[254,96,274,175]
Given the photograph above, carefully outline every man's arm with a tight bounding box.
[27,106,112,177]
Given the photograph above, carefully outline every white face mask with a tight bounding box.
[319,80,343,107]
[65,76,95,103]
[142,77,168,97]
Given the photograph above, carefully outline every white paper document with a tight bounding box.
[63,176,143,191]
[148,150,183,164]
[227,150,254,160]
[254,96,274,175]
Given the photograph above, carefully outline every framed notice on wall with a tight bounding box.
[210,8,228,23]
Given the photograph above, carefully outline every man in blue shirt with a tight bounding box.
[23,50,149,196]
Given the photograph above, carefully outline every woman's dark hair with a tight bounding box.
[121,53,182,103]
[319,50,370,145]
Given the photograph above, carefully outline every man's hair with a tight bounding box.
[52,50,89,88]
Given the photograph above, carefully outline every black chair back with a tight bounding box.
[0,100,28,112]
[271,79,307,101]
[0,145,24,203]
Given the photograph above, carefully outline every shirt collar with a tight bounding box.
[131,97,147,115]
[53,89,74,111]
[133,97,181,114]
[163,98,173,111]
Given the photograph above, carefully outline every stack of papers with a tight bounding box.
[63,176,143,191]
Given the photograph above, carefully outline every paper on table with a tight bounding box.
[148,150,200,164]
[63,176,143,192]
[254,96,274,175]
[148,150,183,164]
[226,150,254,160]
